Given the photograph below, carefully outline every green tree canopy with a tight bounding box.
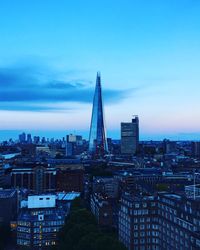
[58,198,126,250]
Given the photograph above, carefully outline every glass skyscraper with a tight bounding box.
[89,72,108,157]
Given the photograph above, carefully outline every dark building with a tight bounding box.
[33,136,40,144]
[27,133,32,144]
[11,163,56,193]
[0,163,5,187]
[20,144,36,157]
[90,193,118,228]
[65,142,73,156]
[192,141,200,159]
[92,177,119,198]
[121,116,139,155]
[56,168,84,192]
[19,132,26,143]
[163,139,177,154]
[118,192,200,250]
[89,72,108,157]
[0,189,18,226]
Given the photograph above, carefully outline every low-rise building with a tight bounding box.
[17,194,65,249]
[91,193,118,228]
[11,162,56,193]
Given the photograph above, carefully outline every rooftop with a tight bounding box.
[0,189,17,199]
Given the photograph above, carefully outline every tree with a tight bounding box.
[58,198,127,250]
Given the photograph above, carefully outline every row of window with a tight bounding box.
[34,220,64,226]
[33,226,61,233]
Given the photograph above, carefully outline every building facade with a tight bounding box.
[17,195,65,249]
[121,116,139,155]
[11,163,56,193]
[90,193,118,228]
[191,141,200,159]
[56,168,84,192]
[118,192,200,250]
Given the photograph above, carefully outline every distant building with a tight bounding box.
[27,133,32,144]
[89,72,108,157]
[66,134,84,156]
[65,142,73,156]
[121,116,139,155]
[192,141,200,159]
[36,146,50,155]
[163,139,177,154]
[0,164,5,187]
[67,134,82,144]
[19,132,26,143]
[33,136,40,144]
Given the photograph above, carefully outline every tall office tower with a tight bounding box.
[27,133,32,144]
[121,116,139,155]
[89,72,108,157]
[19,132,26,143]
[192,141,200,159]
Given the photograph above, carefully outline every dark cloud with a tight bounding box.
[0,63,131,111]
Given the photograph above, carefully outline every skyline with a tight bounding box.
[0,1,200,140]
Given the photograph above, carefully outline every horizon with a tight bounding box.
[1,129,200,142]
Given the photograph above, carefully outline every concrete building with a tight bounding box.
[118,192,200,250]
[17,194,65,249]
[56,168,84,192]
[119,193,159,250]
[90,193,118,228]
[93,177,119,198]
[11,163,56,193]
[121,116,139,155]
[192,141,200,159]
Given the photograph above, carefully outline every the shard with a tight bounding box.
[89,72,108,157]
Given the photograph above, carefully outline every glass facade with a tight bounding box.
[89,72,108,156]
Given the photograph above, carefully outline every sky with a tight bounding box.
[0,0,200,140]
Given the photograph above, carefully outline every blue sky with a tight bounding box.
[0,0,200,140]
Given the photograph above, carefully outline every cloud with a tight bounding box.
[0,63,131,111]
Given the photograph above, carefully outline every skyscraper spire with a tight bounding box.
[89,72,108,157]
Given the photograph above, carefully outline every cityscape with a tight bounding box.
[1,1,200,250]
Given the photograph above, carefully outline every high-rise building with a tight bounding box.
[89,72,108,157]
[192,141,200,159]
[121,116,139,155]
[19,132,26,143]
[27,133,32,144]
[33,136,40,144]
